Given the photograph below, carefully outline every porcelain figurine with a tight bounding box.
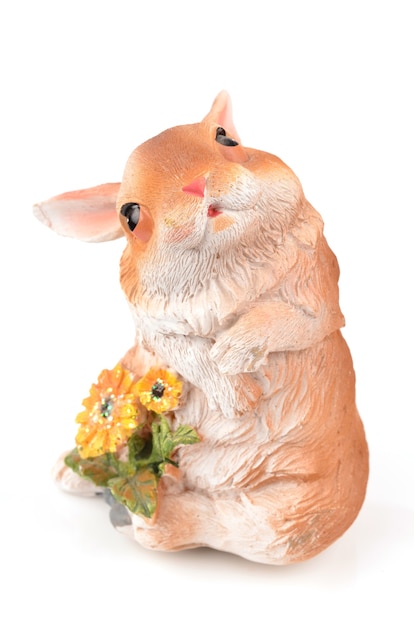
[34,92,368,565]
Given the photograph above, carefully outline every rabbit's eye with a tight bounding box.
[120,203,140,231]
[215,127,238,147]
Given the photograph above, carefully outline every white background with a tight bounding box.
[1,1,413,624]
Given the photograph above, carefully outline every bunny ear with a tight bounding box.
[204,90,242,144]
[34,182,123,243]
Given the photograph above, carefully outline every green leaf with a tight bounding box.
[108,469,158,518]
[157,416,200,459]
[139,417,200,475]
[127,430,148,463]
[64,449,119,487]
[117,460,136,478]
[170,424,200,448]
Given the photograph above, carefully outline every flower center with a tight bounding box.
[100,395,115,419]
[151,380,165,399]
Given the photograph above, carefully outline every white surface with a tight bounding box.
[1,1,413,624]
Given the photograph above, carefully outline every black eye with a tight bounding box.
[215,127,239,147]
[120,203,140,232]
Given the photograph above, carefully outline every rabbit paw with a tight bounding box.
[203,368,262,418]
[52,451,104,496]
[210,330,268,374]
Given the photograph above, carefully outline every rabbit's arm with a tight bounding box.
[210,300,344,374]
[138,324,261,419]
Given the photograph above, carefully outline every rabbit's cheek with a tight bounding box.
[211,214,235,233]
[163,222,197,244]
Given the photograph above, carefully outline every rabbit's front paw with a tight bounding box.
[210,330,268,374]
[52,451,104,496]
[204,371,261,419]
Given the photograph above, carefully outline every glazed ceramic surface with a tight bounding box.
[35,92,368,564]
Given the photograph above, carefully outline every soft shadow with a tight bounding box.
[43,488,413,588]
[141,499,414,587]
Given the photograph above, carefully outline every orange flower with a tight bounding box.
[134,368,182,413]
[75,364,146,459]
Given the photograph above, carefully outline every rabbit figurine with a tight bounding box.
[34,92,368,565]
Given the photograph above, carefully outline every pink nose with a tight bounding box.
[182,176,206,198]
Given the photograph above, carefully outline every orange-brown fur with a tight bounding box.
[37,92,368,564]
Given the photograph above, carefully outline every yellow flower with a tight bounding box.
[75,364,146,459]
[134,368,182,413]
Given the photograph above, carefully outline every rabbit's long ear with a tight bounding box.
[203,91,248,164]
[33,182,123,242]
[203,91,241,144]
